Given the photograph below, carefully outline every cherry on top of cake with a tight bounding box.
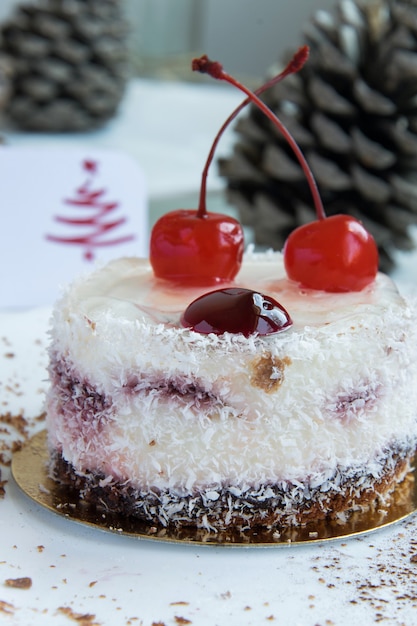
[150,48,378,294]
[191,52,379,293]
[181,287,292,338]
[149,48,379,336]
[149,48,309,288]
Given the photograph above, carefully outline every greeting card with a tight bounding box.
[0,146,148,308]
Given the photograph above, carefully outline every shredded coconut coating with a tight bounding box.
[46,252,417,528]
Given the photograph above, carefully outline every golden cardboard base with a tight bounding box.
[11,431,417,547]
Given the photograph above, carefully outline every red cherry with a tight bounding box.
[283,214,379,292]
[193,53,379,293]
[181,287,292,336]
[150,209,244,285]
[149,49,310,286]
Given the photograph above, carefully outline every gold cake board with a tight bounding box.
[11,431,417,547]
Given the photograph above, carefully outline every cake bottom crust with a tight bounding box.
[49,445,416,532]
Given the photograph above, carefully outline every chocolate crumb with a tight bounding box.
[57,607,101,625]
[4,577,32,589]
[0,471,6,498]
[0,600,15,614]
[0,412,31,468]
[174,618,191,625]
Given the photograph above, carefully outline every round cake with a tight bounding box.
[46,249,417,531]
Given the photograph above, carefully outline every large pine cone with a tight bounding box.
[0,0,129,131]
[0,53,12,112]
[219,0,417,272]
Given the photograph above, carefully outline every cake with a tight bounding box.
[45,50,417,534]
[45,249,417,531]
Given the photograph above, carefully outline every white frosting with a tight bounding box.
[46,251,417,494]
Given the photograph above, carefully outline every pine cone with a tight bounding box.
[0,53,12,111]
[0,0,129,131]
[0,53,13,144]
[219,0,417,272]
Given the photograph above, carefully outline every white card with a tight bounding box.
[0,146,148,309]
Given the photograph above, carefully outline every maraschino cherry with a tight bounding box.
[192,55,379,293]
[150,48,310,286]
[283,214,378,292]
[150,210,243,286]
[181,288,292,337]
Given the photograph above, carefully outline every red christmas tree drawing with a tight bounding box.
[46,159,135,260]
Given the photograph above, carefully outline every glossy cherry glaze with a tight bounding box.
[181,287,293,336]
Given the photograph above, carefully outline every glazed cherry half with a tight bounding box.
[181,287,292,337]
[193,54,379,293]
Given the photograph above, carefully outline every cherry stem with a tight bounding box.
[193,49,326,222]
[195,46,309,220]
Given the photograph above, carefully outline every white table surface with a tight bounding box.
[2,79,417,626]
